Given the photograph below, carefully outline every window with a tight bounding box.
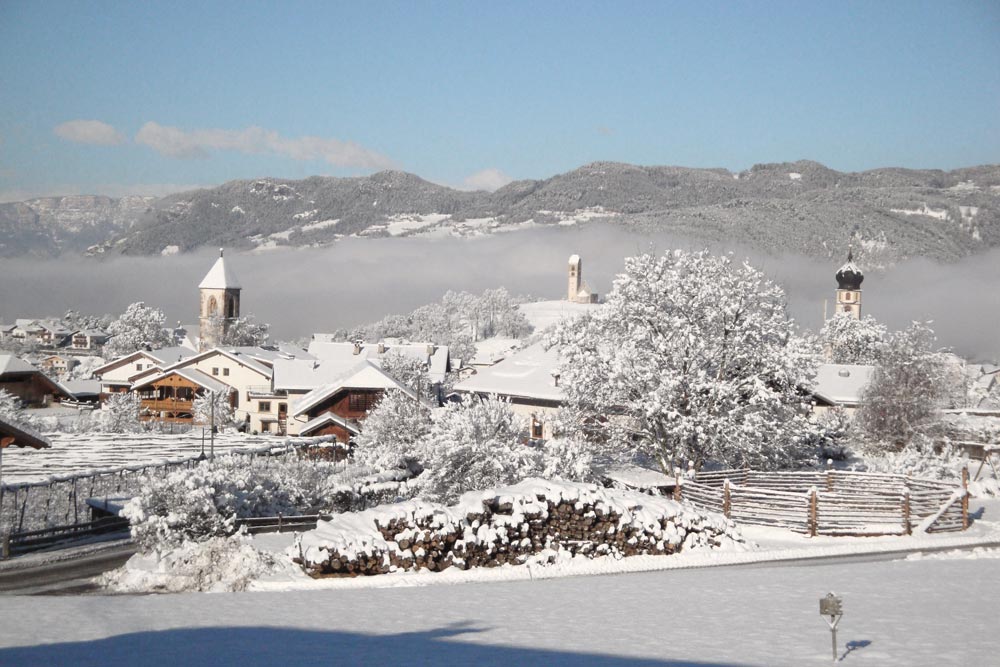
[261,421,271,433]
[223,368,230,376]
[136,364,143,372]
[348,392,379,412]
[259,401,271,412]
[212,367,219,376]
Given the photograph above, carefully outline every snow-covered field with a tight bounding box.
[2,552,998,665]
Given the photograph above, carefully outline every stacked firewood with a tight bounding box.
[295,478,741,578]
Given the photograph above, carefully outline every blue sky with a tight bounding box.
[1,0,998,200]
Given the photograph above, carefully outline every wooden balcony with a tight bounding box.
[141,398,194,414]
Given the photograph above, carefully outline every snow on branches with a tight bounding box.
[104,301,173,358]
[857,322,946,450]
[353,389,431,473]
[552,249,819,473]
[819,313,887,364]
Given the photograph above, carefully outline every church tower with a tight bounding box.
[568,254,582,301]
[834,248,863,319]
[567,254,598,303]
[198,249,241,351]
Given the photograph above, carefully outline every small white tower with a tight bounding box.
[568,254,582,301]
[567,255,598,304]
[198,248,241,351]
[834,248,863,319]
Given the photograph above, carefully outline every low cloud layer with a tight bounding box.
[1,227,997,360]
[461,168,514,192]
[53,120,125,146]
[134,122,396,169]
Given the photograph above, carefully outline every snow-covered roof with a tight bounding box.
[453,341,564,403]
[161,347,274,380]
[292,361,417,417]
[812,364,875,406]
[0,354,37,375]
[273,358,367,392]
[0,415,52,450]
[517,300,602,332]
[62,379,102,397]
[132,367,233,394]
[299,412,362,437]
[307,340,449,382]
[470,337,522,367]
[198,249,241,289]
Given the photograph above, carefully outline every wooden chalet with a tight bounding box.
[0,354,71,406]
[70,329,110,350]
[289,361,419,441]
[132,367,233,424]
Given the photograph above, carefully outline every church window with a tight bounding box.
[207,296,218,316]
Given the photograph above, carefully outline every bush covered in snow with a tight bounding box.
[295,478,744,577]
[123,455,393,552]
[100,534,280,593]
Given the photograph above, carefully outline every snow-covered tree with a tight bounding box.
[193,390,235,431]
[99,392,142,433]
[353,389,431,472]
[0,389,24,424]
[379,352,431,394]
[219,316,270,347]
[856,322,945,451]
[418,395,537,503]
[819,313,887,364]
[104,302,173,358]
[553,249,819,473]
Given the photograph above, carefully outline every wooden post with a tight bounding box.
[673,474,682,501]
[809,489,818,537]
[722,479,731,519]
[962,466,970,530]
[902,489,911,536]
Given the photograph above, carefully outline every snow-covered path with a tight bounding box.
[2,555,997,666]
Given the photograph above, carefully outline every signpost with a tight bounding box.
[820,592,843,662]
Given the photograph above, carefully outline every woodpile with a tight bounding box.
[295,478,741,578]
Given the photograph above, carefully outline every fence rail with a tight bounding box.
[678,468,969,536]
[2,516,129,558]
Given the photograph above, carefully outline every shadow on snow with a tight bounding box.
[0,622,748,666]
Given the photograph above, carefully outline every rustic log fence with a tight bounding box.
[678,468,968,536]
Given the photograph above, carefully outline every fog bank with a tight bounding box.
[1,226,997,360]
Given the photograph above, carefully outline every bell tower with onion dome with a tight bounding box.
[834,248,863,319]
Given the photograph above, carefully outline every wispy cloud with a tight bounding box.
[134,122,396,169]
[53,119,126,145]
[461,168,514,192]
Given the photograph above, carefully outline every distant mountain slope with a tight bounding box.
[2,161,998,265]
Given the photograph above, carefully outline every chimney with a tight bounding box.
[426,344,435,356]
[353,340,363,355]
[377,342,386,354]
[551,372,560,387]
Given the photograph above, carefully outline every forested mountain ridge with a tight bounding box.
[2,160,998,265]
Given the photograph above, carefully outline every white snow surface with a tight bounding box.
[4,540,1000,665]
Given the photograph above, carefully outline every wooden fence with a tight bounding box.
[679,468,969,536]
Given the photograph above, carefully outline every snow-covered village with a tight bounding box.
[2,3,1000,666]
